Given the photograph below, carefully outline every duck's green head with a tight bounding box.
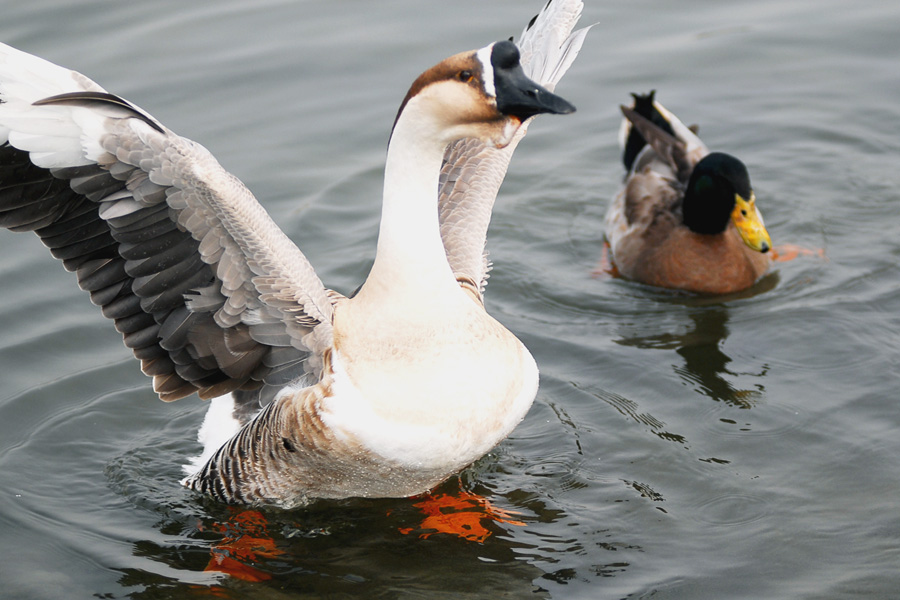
[682,152,771,253]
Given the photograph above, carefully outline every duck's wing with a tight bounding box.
[0,42,335,403]
[619,93,709,183]
[438,0,590,299]
[606,94,709,257]
[620,105,693,184]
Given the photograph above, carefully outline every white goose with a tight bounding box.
[0,1,588,507]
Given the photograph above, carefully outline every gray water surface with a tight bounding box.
[1,1,899,598]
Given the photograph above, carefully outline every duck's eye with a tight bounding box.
[741,210,748,216]
[457,70,474,83]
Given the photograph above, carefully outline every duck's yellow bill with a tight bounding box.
[732,193,771,253]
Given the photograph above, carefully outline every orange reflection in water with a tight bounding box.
[203,509,283,582]
[770,243,826,262]
[398,490,525,543]
[200,491,526,583]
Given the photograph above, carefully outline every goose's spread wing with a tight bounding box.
[438,0,590,298]
[0,42,334,403]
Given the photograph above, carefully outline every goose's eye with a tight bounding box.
[457,70,474,83]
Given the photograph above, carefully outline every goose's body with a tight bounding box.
[0,1,587,507]
[605,92,772,294]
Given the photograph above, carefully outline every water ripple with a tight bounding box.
[700,402,805,438]
[693,494,770,527]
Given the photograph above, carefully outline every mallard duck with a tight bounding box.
[604,91,772,294]
[0,0,588,507]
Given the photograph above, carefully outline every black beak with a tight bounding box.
[491,40,576,120]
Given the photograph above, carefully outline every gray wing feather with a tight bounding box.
[437,0,590,296]
[0,43,334,403]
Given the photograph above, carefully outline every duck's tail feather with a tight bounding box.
[621,91,678,171]
[620,102,693,182]
[619,91,710,178]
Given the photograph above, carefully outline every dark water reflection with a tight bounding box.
[107,480,558,598]
[102,430,564,597]
[617,304,769,408]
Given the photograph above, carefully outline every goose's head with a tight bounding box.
[392,40,575,149]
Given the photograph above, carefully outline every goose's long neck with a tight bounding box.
[359,105,459,301]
